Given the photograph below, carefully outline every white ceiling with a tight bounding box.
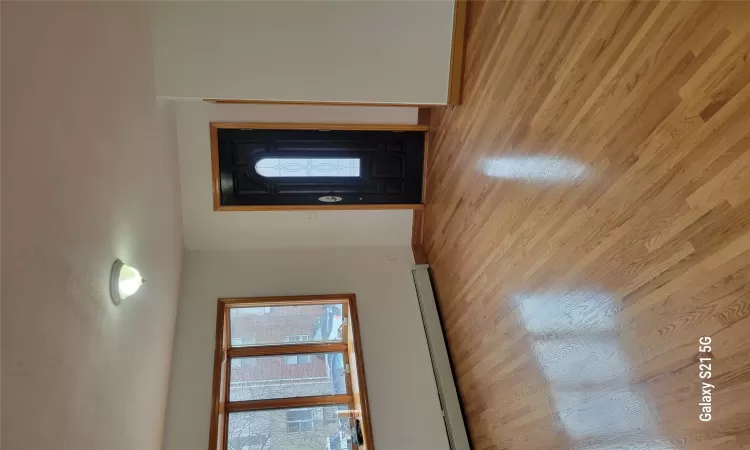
[173,100,417,250]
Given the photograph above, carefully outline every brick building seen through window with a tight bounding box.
[210,295,372,450]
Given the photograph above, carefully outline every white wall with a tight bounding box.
[175,100,415,250]
[2,3,183,449]
[162,246,450,450]
[149,1,455,104]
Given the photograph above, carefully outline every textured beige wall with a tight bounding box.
[1,3,183,450]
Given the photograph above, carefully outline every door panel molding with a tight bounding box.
[210,122,426,211]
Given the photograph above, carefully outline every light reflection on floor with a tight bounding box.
[514,290,674,449]
[477,156,591,184]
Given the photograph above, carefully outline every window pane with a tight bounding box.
[231,336,256,347]
[230,353,347,401]
[255,158,361,177]
[228,406,353,450]
[230,304,344,346]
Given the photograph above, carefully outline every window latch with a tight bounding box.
[345,364,351,374]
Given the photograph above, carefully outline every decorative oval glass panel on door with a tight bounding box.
[255,158,361,178]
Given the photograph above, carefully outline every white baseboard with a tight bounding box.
[412,267,471,450]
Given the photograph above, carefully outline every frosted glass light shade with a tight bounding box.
[110,259,143,305]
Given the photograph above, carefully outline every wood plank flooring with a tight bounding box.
[424,1,750,449]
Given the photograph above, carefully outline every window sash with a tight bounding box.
[209,295,371,450]
[224,301,351,410]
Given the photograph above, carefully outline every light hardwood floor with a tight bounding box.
[424,1,750,449]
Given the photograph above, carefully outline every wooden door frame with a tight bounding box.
[210,122,429,211]
[204,99,442,108]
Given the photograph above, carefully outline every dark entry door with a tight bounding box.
[217,128,424,206]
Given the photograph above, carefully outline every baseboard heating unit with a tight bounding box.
[412,266,471,450]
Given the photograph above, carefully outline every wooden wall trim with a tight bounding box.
[208,301,227,450]
[346,295,375,450]
[226,395,354,412]
[447,0,468,105]
[412,111,430,264]
[209,122,427,212]
[227,342,348,358]
[421,125,431,204]
[210,124,222,211]
[211,122,428,132]
[220,295,351,306]
[204,99,441,108]
[412,209,428,265]
[417,108,432,127]
[215,204,424,212]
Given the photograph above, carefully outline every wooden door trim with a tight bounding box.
[210,122,427,211]
[447,0,468,105]
[210,123,223,211]
[412,209,427,265]
[211,122,428,132]
[417,108,432,128]
[204,99,442,108]
[216,204,423,211]
[413,109,430,263]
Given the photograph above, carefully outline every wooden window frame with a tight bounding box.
[208,294,375,450]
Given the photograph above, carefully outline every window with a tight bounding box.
[229,353,347,402]
[230,304,343,346]
[299,354,311,364]
[231,358,256,369]
[231,336,256,347]
[227,431,268,450]
[210,295,372,450]
[231,306,271,317]
[324,406,340,424]
[283,354,312,365]
[255,158,361,178]
[231,337,258,368]
[285,409,314,432]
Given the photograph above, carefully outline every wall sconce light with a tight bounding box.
[110,259,144,305]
